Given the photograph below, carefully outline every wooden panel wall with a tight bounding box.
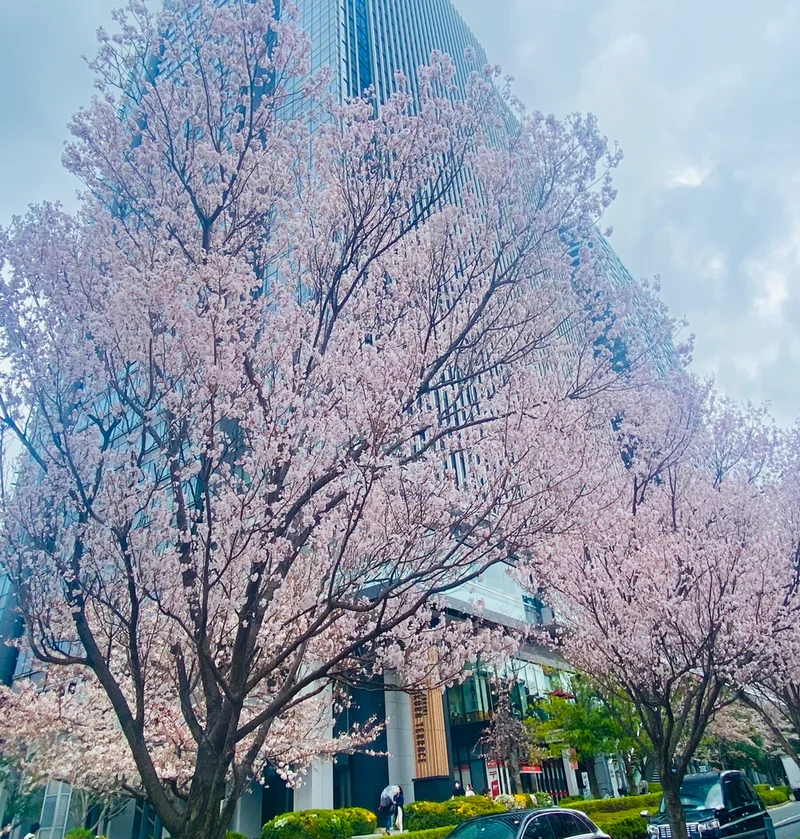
[412,689,450,778]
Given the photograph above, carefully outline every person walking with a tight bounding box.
[453,780,465,797]
[23,824,40,839]
[393,786,405,832]
[379,801,392,832]
[465,784,476,797]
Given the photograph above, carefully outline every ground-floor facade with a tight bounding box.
[2,644,582,839]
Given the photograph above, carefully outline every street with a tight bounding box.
[772,801,800,839]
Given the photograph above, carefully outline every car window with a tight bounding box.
[724,779,742,809]
[728,776,759,809]
[573,814,599,834]
[448,816,524,839]
[662,777,723,812]
[724,777,750,810]
[548,812,593,839]
[523,815,556,839]
[742,777,765,810]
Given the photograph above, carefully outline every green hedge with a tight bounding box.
[405,797,504,831]
[338,807,378,835]
[261,809,351,839]
[228,833,249,839]
[755,785,791,806]
[562,793,661,815]
[592,812,648,839]
[260,806,378,839]
[648,784,662,794]
[65,831,97,839]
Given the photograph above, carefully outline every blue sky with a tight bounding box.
[1,1,798,422]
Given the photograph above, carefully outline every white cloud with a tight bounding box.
[454,0,800,422]
[669,164,713,189]
[753,271,789,319]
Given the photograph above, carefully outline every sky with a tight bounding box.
[0,1,798,423]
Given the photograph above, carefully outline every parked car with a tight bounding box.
[641,770,776,839]
[446,808,610,839]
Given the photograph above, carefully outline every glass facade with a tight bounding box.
[444,664,571,800]
[287,0,488,107]
[0,573,21,686]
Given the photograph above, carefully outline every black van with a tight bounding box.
[641,771,776,839]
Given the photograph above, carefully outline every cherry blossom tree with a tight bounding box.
[0,2,663,839]
[526,387,795,839]
[477,680,547,795]
[737,423,800,773]
[698,700,783,773]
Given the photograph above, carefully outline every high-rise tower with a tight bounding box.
[289,0,488,105]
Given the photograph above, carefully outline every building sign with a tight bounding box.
[411,689,449,778]
[486,760,502,798]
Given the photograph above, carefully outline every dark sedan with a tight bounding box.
[446,808,611,839]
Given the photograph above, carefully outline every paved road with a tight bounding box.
[772,800,800,839]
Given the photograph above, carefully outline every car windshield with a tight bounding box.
[660,777,723,813]
[448,816,524,839]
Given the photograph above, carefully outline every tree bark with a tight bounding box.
[660,772,688,839]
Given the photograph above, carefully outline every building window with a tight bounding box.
[38,780,72,839]
[522,594,553,627]
[131,800,161,839]
[446,672,492,725]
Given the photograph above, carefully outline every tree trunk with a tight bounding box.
[182,787,229,839]
[661,774,688,839]
[179,742,234,839]
[511,762,524,795]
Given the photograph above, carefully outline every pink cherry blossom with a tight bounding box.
[523,386,796,839]
[0,2,677,839]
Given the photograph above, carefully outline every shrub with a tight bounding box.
[558,796,585,807]
[496,794,517,811]
[755,786,790,807]
[591,811,648,839]
[228,833,249,839]
[648,784,662,794]
[405,797,503,831]
[65,831,97,839]
[562,793,661,815]
[261,809,351,839]
[531,791,553,808]
[338,807,378,836]
[514,794,533,810]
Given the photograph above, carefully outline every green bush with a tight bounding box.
[648,784,662,794]
[261,809,351,839]
[591,812,648,839]
[559,796,585,807]
[755,786,790,806]
[65,830,97,839]
[338,807,378,836]
[405,797,503,831]
[562,793,661,815]
[228,833,249,839]
[403,828,455,839]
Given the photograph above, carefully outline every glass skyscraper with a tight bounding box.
[290,0,488,105]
